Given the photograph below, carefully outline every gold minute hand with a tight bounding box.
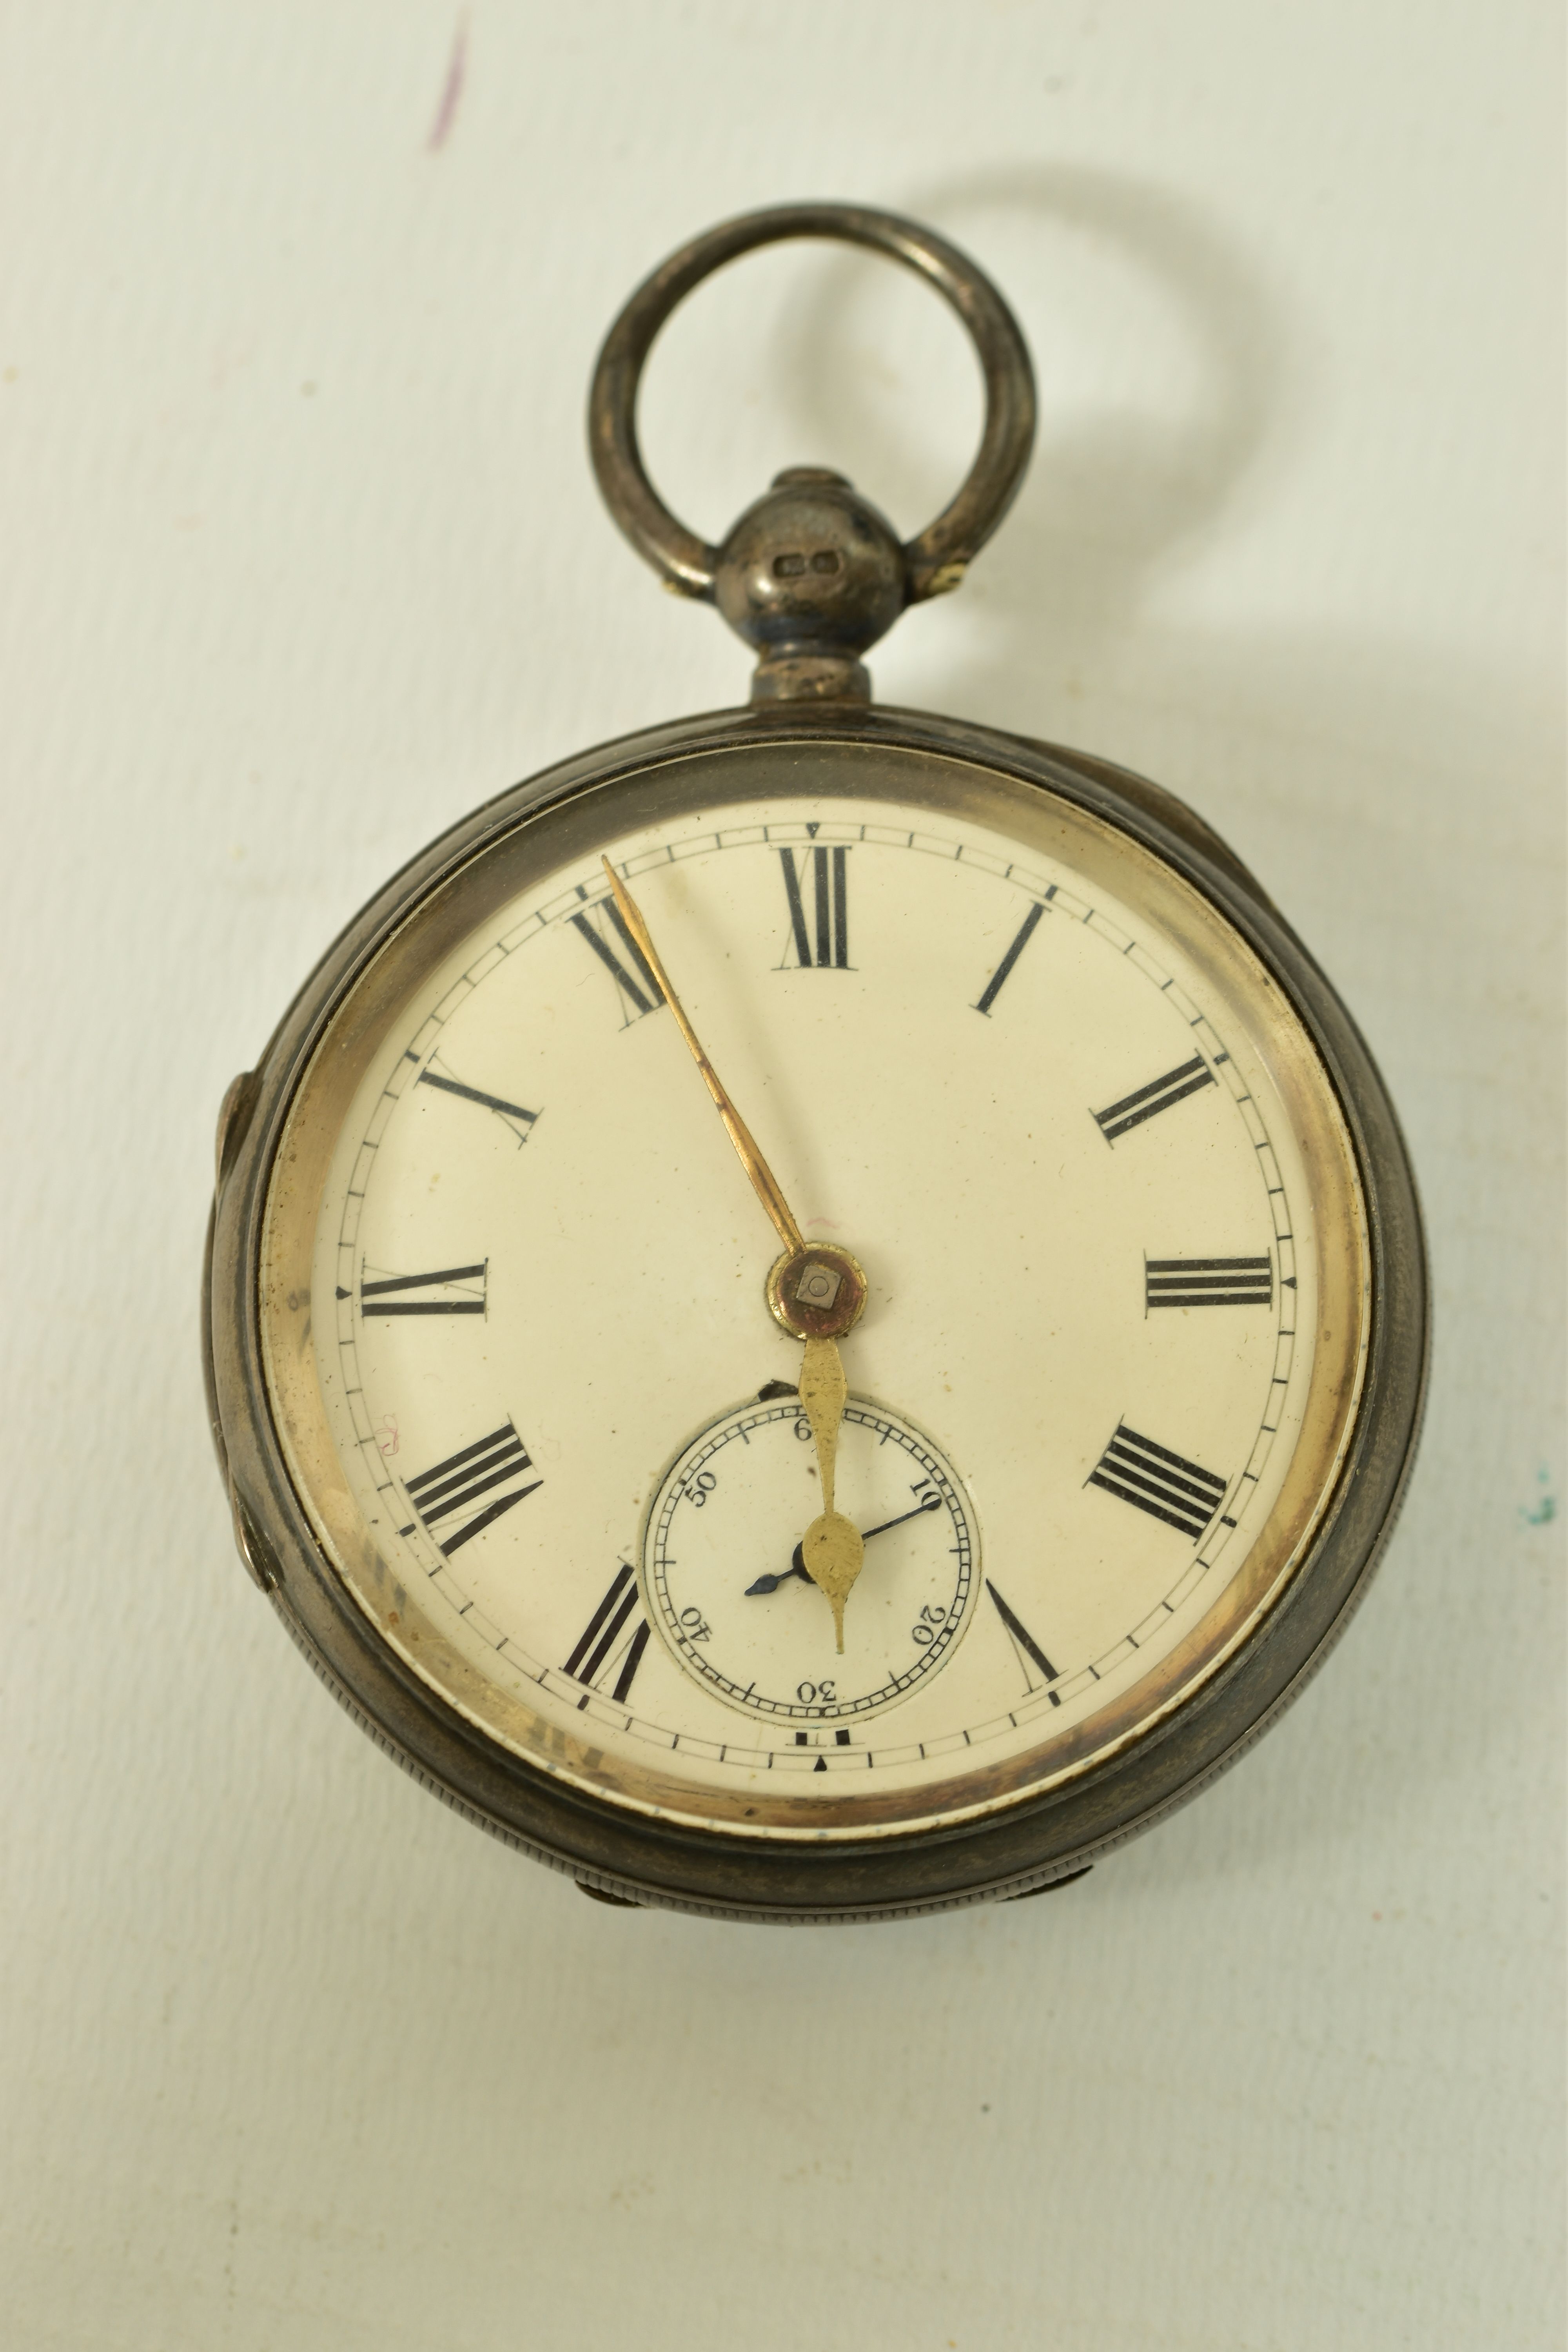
[600,858,866,1650]
[601,858,804,1256]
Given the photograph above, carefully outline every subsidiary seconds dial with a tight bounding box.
[644,1393,979,1725]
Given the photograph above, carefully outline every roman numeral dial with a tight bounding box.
[401,1421,542,1555]
[1094,1055,1216,1142]
[779,844,850,968]
[1145,1255,1272,1311]
[356,1262,487,1317]
[973,895,1052,1014]
[298,791,1344,1821]
[570,897,663,1022]
[987,1583,1061,1702]
[414,1061,539,1146]
[564,1563,651,1704]
[1088,1424,1228,1541]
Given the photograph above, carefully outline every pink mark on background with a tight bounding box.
[426,14,469,152]
[376,1415,400,1459]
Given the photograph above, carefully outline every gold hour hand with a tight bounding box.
[798,1336,864,1653]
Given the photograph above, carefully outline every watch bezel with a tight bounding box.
[205,702,1428,1921]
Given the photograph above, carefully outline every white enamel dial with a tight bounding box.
[261,750,1369,1841]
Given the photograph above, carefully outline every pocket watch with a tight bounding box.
[204,204,1428,1921]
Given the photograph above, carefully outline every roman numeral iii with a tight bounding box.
[1145,1254,1272,1311]
[779,845,850,969]
[1094,1055,1216,1143]
[401,1421,542,1555]
[1087,1424,1227,1541]
[563,1562,651,1703]
[357,1261,487,1317]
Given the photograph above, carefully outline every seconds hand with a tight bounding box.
[600,856,867,1650]
[745,1492,943,1595]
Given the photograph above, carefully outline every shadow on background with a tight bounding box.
[784,162,1282,724]
[741,163,1562,1869]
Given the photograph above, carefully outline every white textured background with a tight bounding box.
[2,6,1563,2347]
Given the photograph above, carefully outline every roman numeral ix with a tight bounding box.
[1094,1055,1216,1143]
[1087,1424,1227,1541]
[779,845,850,969]
[356,1261,487,1318]
[1145,1254,1272,1311]
[401,1421,541,1556]
[563,1562,651,1704]
[570,896,664,1023]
